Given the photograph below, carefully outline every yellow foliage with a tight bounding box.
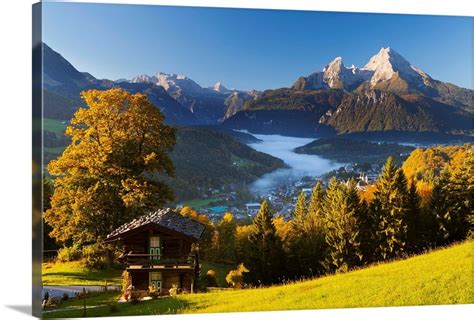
[44,88,176,245]
[402,144,472,183]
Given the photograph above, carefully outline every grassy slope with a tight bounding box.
[42,261,122,286]
[44,241,473,318]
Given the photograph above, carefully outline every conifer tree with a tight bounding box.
[371,157,409,261]
[427,171,450,245]
[445,153,474,242]
[324,178,363,272]
[406,179,424,252]
[292,191,307,231]
[287,189,327,278]
[246,200,285,285]
[307,181,325,229]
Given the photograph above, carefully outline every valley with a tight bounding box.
[41,42,473,222]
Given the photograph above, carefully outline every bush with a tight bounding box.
[44,297,60,309]
[226,263,249,289]
[56,245,81,263]
[148,285,160,299]
[203,269,218,287]
[43,291,50,301]
[169,284,179,296]
[82,243,108,269]
[62,292,69,301]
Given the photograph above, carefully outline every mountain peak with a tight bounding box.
[210,81,231,94]
[322,56,365,89]
[363,47,418,86]
[130,74,156,83]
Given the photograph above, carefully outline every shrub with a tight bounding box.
[56,245,81,262]
[226,263,249,289]
[148,285,160,299]
[82,243,109,269]
[169,284,179,296]
[43,291,49,301]
[62,292,69,301]
[203,269,218,287]
[44,297,60,309]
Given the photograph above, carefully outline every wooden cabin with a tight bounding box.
[105,208,205,296]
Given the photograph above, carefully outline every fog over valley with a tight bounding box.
[245,133,342,193]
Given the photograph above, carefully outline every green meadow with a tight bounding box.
[44,240,474,318]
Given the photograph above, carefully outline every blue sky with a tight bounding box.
[43,3,473,90]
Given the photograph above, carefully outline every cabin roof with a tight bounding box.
[106,208,205,242]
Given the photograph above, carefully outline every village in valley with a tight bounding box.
[192,162,382,221]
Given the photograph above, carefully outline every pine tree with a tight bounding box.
[287,188,327,278]
[324,178,363,272]
[427,171,450,245]
[246,200,285,285]
[406,179,424,252]
[292,191,307,231]
[371,157,409,261]
[445,153,474,242]
[307,181,325,229]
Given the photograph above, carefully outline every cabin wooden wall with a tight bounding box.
[129,270,194,293]
[123,228,193,258]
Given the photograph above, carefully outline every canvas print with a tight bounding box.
[33,1,473,318]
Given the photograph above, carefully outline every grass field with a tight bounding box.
[42,261,123,286]
[182,197,222,210]
[43,118,68,134]
[44,241,474,318]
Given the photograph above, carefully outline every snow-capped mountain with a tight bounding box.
[360,47,437,92]
[294,47,433,91]
[322,56,371,89]
[292,47,472,109]
[209,82,232,94]
[131,72,204,95]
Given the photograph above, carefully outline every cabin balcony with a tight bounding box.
[122,253,197,270]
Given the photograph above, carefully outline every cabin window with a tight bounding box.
[150,236,160,247]
[149,236,161,261]
[150,272,162,293]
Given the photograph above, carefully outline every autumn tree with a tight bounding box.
[216,213,237,263]
[370,157,409,261]
[246,200,285,285]
[45,88,176,249]
[180,206,215,260]
[235,224,254,263]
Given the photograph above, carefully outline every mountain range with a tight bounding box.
[42,43,472,138]
[224,47,472,137]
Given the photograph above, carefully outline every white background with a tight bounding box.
[0,0,472,319]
